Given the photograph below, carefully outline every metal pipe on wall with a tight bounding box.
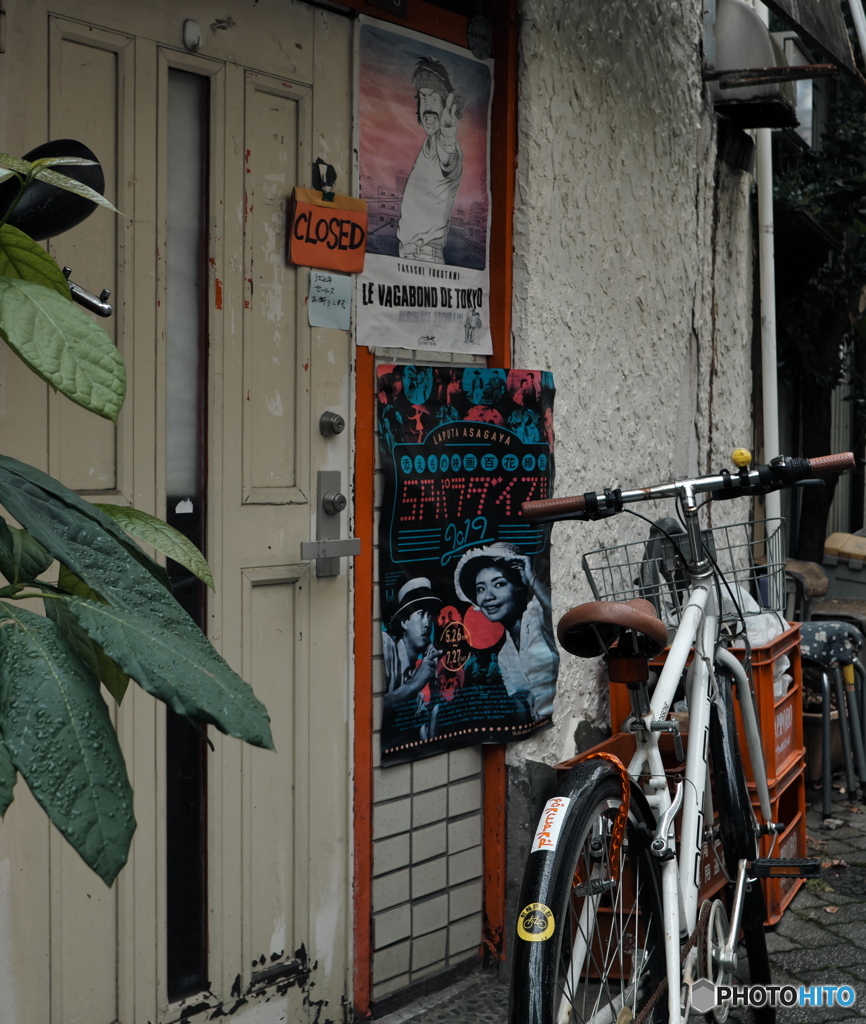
[756,125,781,522]
[850,0,866,68]
[756,2,782,521]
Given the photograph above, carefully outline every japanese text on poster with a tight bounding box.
[377,366,558,766]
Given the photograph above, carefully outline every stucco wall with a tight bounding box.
[510,0,755,767]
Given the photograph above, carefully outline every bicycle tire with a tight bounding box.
[708,668,774,1023]
[509,758,667,1024]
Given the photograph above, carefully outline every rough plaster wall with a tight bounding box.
[510,0,755,767]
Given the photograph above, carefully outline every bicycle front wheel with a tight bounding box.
[509,758,667,1024]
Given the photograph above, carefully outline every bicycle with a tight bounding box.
[509,450,855,1024]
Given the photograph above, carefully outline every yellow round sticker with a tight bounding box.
[517,902,555,942]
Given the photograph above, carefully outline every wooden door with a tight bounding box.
[0,3,354,1022]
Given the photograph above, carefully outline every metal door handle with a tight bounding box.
[300,470,360,577]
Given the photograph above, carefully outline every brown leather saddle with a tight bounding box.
[557,598,668,679]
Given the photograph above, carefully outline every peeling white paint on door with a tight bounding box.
[266,391,284,416]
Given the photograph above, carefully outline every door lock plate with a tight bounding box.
[300,470,360,577]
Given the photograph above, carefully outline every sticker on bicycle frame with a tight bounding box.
[517,903,555,942]
[530,796,570,853]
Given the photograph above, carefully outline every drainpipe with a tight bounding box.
[756,127,781,521]
[756,2,781,522]
[850,0,866,69]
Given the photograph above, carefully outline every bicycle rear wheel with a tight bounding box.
[709,668,774,1022]
[509,758,667,1024]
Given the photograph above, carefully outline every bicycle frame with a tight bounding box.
[618,510,772,1023]
[519,453,856,1024]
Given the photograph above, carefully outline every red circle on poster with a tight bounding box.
[464,608,505,649]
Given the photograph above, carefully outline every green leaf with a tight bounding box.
[0,602,135,884]
[0,277,125,421]
[0,224,72,298]
[43,590,102,679]
[33,167,121,215]
[99,505,215,590]
[0,169,18,186]
[29,157,98,168]
[66,596,272,748]
[0,461,273,749]
[45,588,130,704]
[0,731,17,817]
[0,457,171,592]
[0,154,32,175]
[0,517,53,583]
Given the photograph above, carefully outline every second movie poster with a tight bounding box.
[377,366,558,766]
[357,18,493,355]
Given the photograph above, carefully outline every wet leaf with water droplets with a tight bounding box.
[45,592,130,704]
[0,602,135,884]
[0,456,171,592]
[66,597,273,749]
[0,457,271,748]
[98,505,214,590]
[0,729,16,816]
[0,515,52,584]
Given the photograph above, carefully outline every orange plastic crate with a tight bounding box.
[608,626,805,789]
[751,762,807,926]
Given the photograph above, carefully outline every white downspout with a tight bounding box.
[756,2,781,521]
[850,0,866,68]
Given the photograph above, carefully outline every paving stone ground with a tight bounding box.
[374,779,866,1023]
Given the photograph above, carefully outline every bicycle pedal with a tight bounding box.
[751,857,821,879]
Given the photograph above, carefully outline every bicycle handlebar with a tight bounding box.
[520,452,856,523]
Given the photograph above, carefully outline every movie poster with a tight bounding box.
[357,19,493,355]
[377,366,558,766]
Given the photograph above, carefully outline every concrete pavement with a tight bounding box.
[374,780,866,1023]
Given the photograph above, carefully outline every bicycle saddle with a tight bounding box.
[557,598,668,659]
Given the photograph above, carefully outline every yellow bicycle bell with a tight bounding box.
[731,448,752,469]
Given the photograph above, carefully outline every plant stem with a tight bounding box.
[0,172,31,232]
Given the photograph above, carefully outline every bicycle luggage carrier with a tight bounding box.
[581,518,785,626]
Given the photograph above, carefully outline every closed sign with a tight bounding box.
[288,187,368,273]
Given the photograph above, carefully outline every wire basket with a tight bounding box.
[581,519,785,626]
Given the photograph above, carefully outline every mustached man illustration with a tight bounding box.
[397,56,464,264]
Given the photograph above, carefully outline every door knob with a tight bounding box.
[319,411,345,436]
[322,490,347,515]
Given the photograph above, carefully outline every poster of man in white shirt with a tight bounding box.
[358,18,493,354]
[397,57,464,263]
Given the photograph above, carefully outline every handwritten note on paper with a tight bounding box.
[308,270,352,330]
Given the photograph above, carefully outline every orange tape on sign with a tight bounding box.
[288,187,368,273]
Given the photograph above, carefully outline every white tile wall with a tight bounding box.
[371,357,488,999]
[371,750,484,987]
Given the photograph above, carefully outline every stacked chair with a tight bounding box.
[786,552,866,817]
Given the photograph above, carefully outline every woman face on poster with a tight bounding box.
[454,544,533,643]
[473,566,525,630]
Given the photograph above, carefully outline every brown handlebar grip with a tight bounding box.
[521,495,588,519]
[808,452,856,475]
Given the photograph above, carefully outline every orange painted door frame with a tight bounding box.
[350,1,518,1015]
